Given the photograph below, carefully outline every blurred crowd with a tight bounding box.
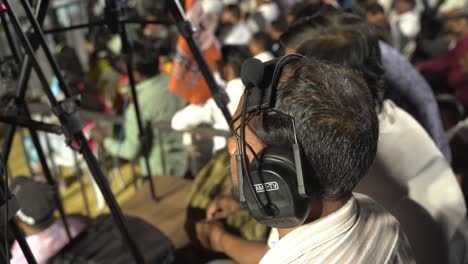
[3,0,468,263]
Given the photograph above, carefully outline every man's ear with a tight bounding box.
[244,124,267,163]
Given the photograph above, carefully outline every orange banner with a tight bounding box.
[168,0,221,105]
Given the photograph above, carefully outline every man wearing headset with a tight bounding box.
[196,56,414,263]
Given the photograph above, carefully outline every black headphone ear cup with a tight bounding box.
[244,147,310,228]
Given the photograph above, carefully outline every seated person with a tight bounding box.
[291,3,451,162]
[388,0,420,57]
[417,8,468,109]
[249,32,275,62]
[218,5,252,46]
[172,46,251,153]
[195,57,414,263]
[10,177,87,264]
[281,10,467,263]
[96,53,188,177]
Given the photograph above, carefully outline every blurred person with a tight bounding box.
[343,6,452,161]
[282,10,467,263]
[389,0,421,58]
[270,17,288,56]
[218,5,253,45]
[10,177,87,264]
[417,9,468,109]
[201,0,225,32]
[365,2,392,43]
[196,57,414,264]
[96,54,188,178]
[171,46,251,152]
[256,0,280,25]
[249,32,275,62]
[270,17,288,41]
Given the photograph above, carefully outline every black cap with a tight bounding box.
[10,176,56,228]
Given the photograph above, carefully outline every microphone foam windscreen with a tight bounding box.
[241,58,265,88]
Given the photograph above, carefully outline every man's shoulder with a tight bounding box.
[354,193,398,219]
[353,193,413,263]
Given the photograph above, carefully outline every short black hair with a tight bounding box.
[290,2,335,24]
[250,58,379,199]
[281,10,385,107]
[271,17,289,33]
[251,32,274,52]
[134,55,159,78]
[224,5,241,21]
[365,2,385,14]
[220,45,252,78]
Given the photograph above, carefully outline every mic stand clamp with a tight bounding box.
[52,95,86,149]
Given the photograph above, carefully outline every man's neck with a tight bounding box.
[277,197,348,239]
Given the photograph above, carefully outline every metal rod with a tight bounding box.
[0,151,37,263]
[28,114,72,239]
[0,7,20,63]
[2,1,144,262]
[17,0,71,98]
[156,127,167,175]
[115,0,157,201]
[0,115,62,134]
[0,0,72,241]
[73,152,91,216]
[43,20,104,34]
[42,18,172,34]
[120,18,171,25]
[6,219,38,264]
[1,0,49,163]
[167,0,233,127]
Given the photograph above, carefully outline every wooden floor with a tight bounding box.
[122,177,192,249]
[5,129,193,249]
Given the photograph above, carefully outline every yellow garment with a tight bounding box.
[188,149,268,241]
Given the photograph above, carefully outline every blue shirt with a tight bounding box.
[380,42,451,161]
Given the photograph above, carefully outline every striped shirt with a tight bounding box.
[260,193,415,264]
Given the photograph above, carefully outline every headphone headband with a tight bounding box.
[242,54,305,113]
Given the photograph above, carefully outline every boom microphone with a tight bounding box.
[241,58,264,89]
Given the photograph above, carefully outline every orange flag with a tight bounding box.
[168,0,221,105]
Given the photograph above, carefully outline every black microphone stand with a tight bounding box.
[0,0,144,263]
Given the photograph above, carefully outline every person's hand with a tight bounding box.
[206,195,241,220]
[195,220,226,252]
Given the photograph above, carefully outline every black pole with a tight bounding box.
[110,0,157,201]
[28,118,72,240]
[0,8,20,63]
[0,0,72,241]
[42,18,172,34]
[2,0,49,164]
[2,1,144,262]
[43,20,104,34]
[167,0,232,127]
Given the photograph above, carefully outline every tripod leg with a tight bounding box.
[0,154,37,264]
[3,1,145,262]
[0,8,20,64]
[116,6,157,202]
[73,152,91,216]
